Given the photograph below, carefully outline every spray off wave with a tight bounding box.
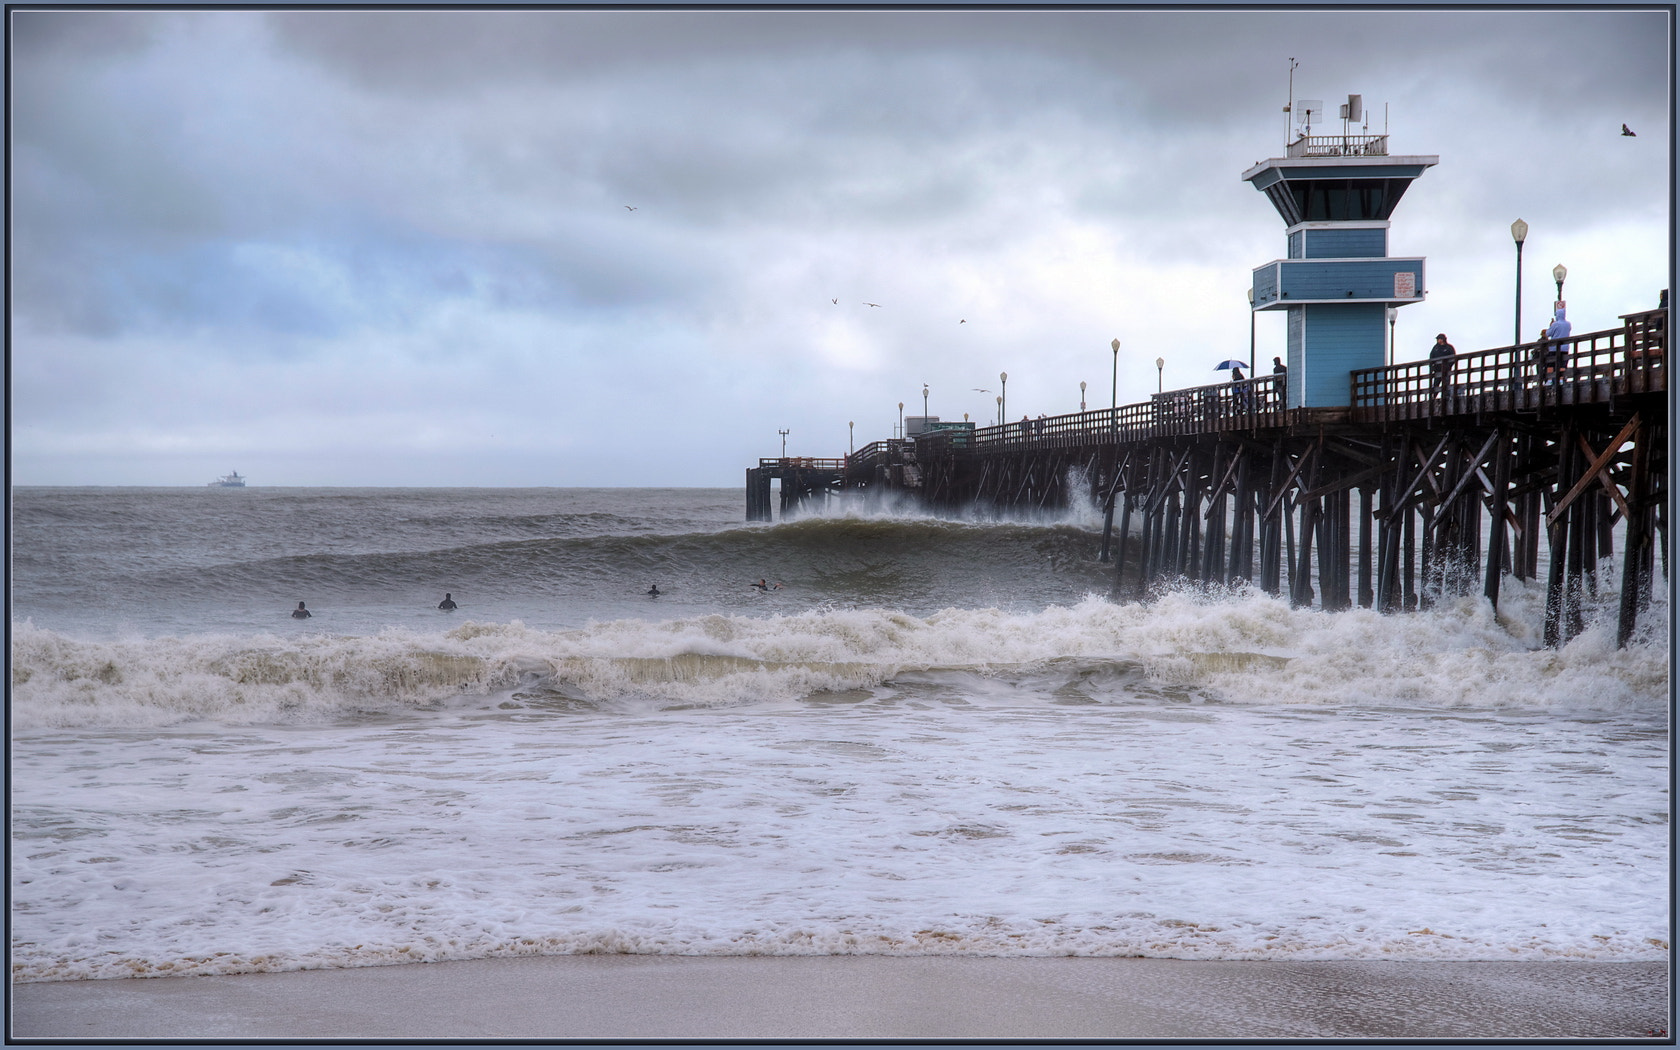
[12,582,1666,729]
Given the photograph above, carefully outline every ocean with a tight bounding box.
[8,485,1670,983]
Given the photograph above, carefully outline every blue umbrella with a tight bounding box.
[1213,359,1247,371]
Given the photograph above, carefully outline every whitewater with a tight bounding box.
[9,486,1670,983]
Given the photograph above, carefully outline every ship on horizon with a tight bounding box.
[208,471,247,488]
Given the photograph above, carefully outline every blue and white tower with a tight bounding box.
[1244,96,1437,409]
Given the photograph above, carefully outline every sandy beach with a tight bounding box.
[10,956,1669,1041]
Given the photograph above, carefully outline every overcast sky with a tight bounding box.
[10,7,1671,487]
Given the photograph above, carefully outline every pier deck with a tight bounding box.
[748,308,1667,647]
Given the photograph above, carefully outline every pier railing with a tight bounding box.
[824,309,1664,469]
[759,457,847,471]
[1351,309,1665,423]
[903,374,1287,458]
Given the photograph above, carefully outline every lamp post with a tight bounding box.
[778,428,789,458]
[848,421,854,455]
[897,402,904,440]
[922,383,929,421]
[1511,218,1528,346]
[1155,357,1164,394]
[1247,288,1255,371]
[1109,339,1120,417]
[1386,306,1398,367]
[999,372,1007,421]
[995,395,1002,426]
[1553,263,1567,304]
[1080,380,1087,413]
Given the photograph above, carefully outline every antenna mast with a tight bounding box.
[1284,57,1299,147]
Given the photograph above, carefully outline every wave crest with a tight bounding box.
[13,580,1667,729]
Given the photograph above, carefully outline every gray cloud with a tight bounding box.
[10,7,1670,486]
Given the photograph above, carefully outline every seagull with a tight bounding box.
[831,298,838,304]
[624,204,638,210]
[1622,123,1637,136]
[863,302,882,308]
[959,319,966,324]
[973,387,991,393]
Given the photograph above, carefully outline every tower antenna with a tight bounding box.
[1284,58,1299,147]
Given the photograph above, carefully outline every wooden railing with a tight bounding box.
[758,457,847,471]
[904,374,1286,458]
[819,309,1665,468]
[1350,311,1665,423]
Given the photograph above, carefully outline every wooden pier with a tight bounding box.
[748,306,1668,648]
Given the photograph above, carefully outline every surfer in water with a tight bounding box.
[646,584,661,597]
[438,593,458,611]
[291,601,311,619]
[752,579,781,591]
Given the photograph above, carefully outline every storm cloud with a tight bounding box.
[10,8,1670,485]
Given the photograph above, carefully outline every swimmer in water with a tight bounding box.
[438,593,457,611]
[291,601,311,619]
[752,579,769,591]
[647,584,661,597]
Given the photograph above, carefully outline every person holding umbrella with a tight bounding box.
[1214,359,1251,411]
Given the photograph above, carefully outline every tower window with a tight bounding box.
[1288,178,1409,221]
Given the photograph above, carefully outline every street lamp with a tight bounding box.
[1247,288,1255,371]
[1080,380,1087,412]
[1110,339,1120,419]
[995,395,1003,426]
[848,420,854,454]
[1511,218,1528,345]
[779,428,789,458]
[922,383,929,420]
[897,402,904,439]
[999,372,1007,420]
[1155,356,1165,394]
[1553,263,1567,304]
[1386,306,1398,367]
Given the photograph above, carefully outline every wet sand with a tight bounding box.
[9,956,1669,1040]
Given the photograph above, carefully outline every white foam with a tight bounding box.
[11,679,1667,981]
[11,575,1668,729]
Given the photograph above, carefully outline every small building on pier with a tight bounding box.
[1244,97,1436,409]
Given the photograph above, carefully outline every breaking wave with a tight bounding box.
[12,580,1667,729]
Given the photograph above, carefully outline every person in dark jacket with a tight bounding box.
[1429,334,1456,397]
[1272,356,1287,406]
[291,601,312,619]
[438,593,458,611]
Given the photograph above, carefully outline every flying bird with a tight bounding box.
[973,388,991,393]
[624,205,638,210]
[863,302,882,308]
[959,319,966,324]
[1622,124,1637,136]
[831,299,838,304]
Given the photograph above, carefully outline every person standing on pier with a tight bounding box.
[1429,333,1457,397]
[1272,357,1287,406]
[1545,306,1572,364]
[1533,328,1561,383]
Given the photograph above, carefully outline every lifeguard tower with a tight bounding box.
[1244,95,1437,409]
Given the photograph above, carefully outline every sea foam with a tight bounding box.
[12,577,1666,729]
